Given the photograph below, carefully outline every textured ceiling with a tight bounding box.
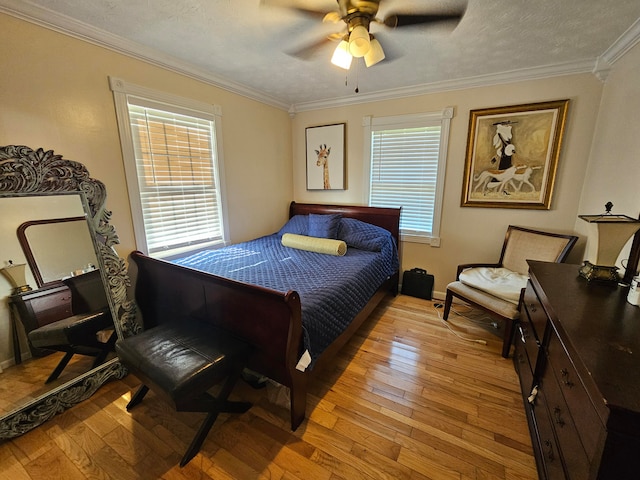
[3,0,640,109]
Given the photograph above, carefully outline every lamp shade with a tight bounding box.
[364,37,385,67]
[331,39,353,70]
[580,215,640,266]
[578,203,640,283]
[348,25,370,57]
[1,262,32,294]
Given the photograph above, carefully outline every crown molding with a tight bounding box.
[602,17,640,65]
[292,59,597,112]
[0,1,290,111]
[3,1,639,114]
[593,17,640,81]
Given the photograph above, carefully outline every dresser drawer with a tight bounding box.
[532,387,566,479]
[27,289,73,326]
[542,366,590,479]
[517,315,541,373]
[523,282,548,343]
[514,331,535,398]
[546,331,604,461]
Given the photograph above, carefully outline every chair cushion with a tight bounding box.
[28,309,113,347]
[447,281,521,319]
[115,322,251,404]
[458,267,528,305]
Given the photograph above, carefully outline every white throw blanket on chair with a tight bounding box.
[459,267,528,305]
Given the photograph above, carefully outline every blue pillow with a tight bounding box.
[277,215,308,236]
[337,217,392,252]
[308,213,342,239]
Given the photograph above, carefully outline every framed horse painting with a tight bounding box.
[461,100,569,209]
[305,123,346,190]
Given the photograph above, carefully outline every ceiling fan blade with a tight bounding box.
[286,35,339,60]
[383,10,465,29]
[259,0,330,20]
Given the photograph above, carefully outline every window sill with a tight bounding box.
[151,239,226,260]
[400,234,441,247]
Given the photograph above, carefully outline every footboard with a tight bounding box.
[126,202,401,431]
[128,251,308,427]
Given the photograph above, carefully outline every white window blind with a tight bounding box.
[364,109,452,245]
[128,102,222,254]
[110,77,227,258]
[370,126,441,234]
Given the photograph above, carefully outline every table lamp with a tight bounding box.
[578,202,640,284]
[1,260,32,294]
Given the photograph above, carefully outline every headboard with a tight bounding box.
[288,201,401,247]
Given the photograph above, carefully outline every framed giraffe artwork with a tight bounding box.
[461,99,569,209]
[305,123,346,190]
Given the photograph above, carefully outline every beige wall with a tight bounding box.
[0,13,294,254]
[576,41,640,267]
[0,13,293,365]
[292,75,604,297]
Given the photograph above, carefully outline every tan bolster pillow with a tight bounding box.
[281,233,347,256]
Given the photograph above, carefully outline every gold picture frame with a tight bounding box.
[461,99,569,209]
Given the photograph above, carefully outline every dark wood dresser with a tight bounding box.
[9,282,73,357]
[514,261,640,479]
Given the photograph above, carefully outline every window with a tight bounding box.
[110,77,228,258]
[363,109,453,245]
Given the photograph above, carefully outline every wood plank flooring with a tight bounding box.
[0,351,117,416]
[0,295,537,479]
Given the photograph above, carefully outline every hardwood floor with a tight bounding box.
[0,295,537,479]
[0,350,117,416]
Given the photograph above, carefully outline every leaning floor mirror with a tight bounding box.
[0,145,138,438]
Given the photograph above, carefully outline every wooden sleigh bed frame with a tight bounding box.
[127,201,401,430]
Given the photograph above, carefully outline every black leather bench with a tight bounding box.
[115,321,252,467]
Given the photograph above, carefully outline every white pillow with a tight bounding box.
[459,267,528,304]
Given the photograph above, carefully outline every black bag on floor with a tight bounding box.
[401,268,434,300]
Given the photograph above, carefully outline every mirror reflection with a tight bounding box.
[18,216,99,287]
[0,194,116,417]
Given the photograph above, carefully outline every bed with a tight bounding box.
[128,201,401,430]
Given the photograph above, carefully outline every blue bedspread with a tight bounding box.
[172,232,398,368]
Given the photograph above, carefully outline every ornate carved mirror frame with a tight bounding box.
[0,145,139,439]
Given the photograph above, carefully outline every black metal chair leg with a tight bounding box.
[45,351,74,383]
[126,384,150,411]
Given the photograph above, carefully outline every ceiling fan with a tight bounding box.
[262,0,466,69]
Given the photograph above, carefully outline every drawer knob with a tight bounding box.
[553,406,565,427]
[560,368,575,388]
[544,439,555,461]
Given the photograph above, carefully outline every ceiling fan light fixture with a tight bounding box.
[364,36,385,67]
[348,25,370,57]
[331,39,353,70]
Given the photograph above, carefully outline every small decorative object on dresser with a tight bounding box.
[514,261,640,479]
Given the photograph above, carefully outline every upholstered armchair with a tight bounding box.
[443,226,578,358]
